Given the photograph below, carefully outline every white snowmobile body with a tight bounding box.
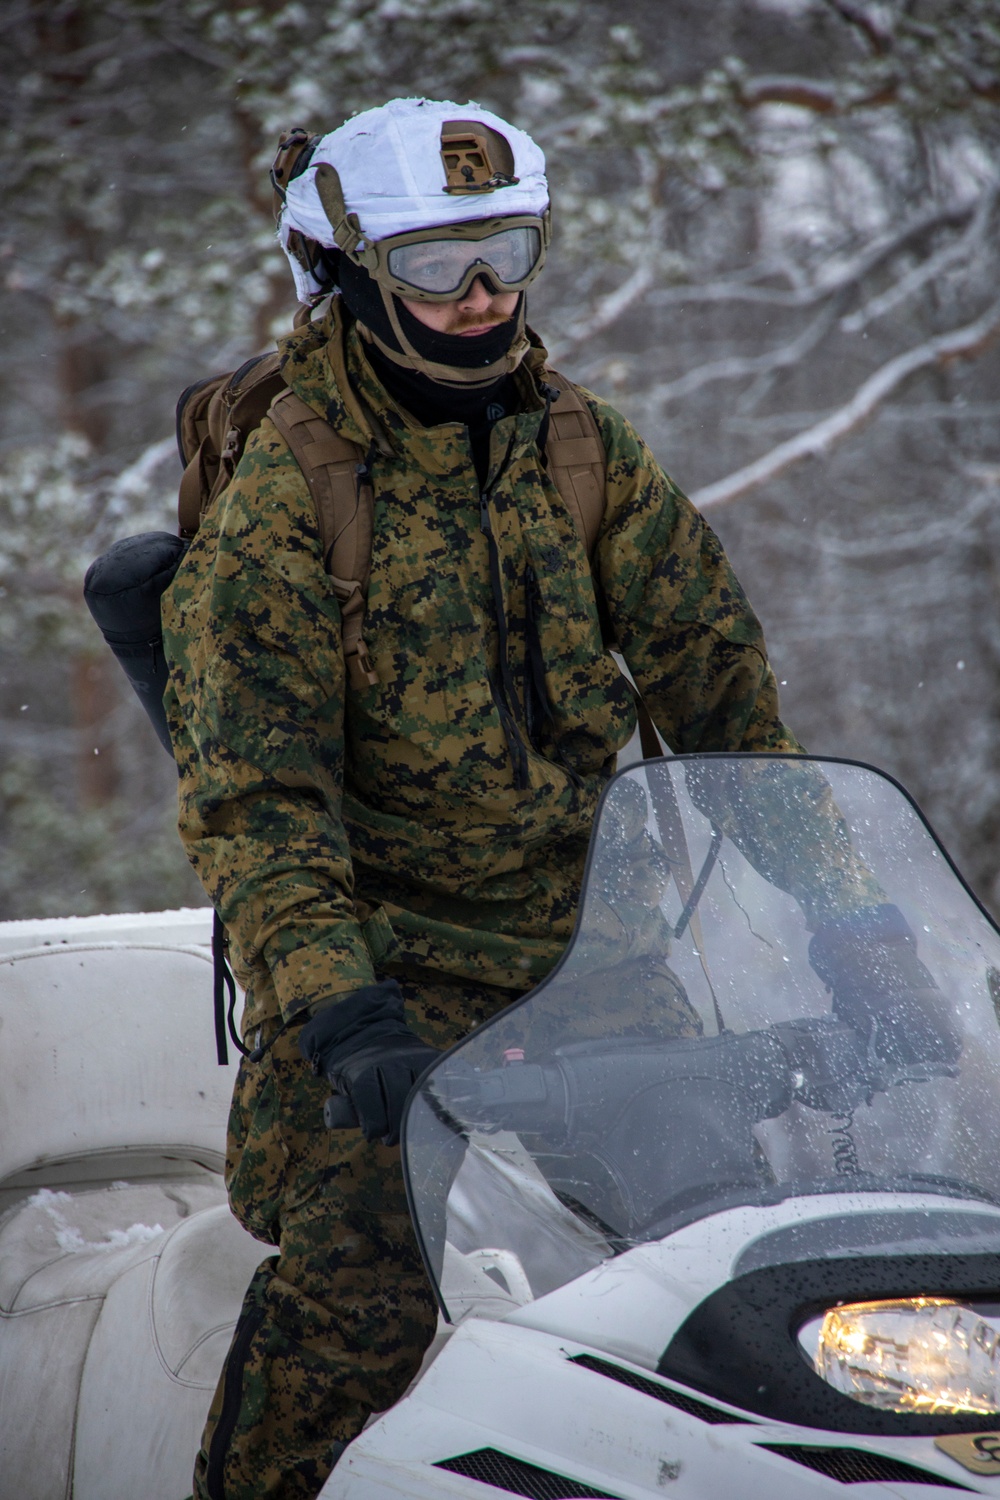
[5,755,1000,1498]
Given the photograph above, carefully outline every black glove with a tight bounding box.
[808,903,961,1082]
[298,979,439,1146]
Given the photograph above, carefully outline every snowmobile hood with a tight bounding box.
[403,753,1000,1440]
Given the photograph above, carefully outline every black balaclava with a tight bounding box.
[336,253,521,478]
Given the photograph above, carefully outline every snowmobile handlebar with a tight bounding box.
[424,1013,959,1141]
[322,1010,959,1137]
[431,1029,791,1142]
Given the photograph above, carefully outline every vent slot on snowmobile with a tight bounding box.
[758,1443,971,1488]
[434,1447,623,1498]
[567,1353,753,1424]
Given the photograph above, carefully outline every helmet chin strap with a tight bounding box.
[361,284,530,388]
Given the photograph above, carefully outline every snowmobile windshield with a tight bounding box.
[402,756,1000,1326]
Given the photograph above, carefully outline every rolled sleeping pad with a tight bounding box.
[83,532,187,757]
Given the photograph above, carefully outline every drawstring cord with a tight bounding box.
[211,912,299,1067]
[212,910,250,1064]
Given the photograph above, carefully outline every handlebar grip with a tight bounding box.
[323,1092,359,1130]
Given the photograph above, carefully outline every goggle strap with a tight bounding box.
[285,229,321,278]
[315,162,367,258]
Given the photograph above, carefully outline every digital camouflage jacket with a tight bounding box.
[162,301,877,1032]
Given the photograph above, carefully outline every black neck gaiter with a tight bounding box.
[365,342,517,429]
[336,256,522,477]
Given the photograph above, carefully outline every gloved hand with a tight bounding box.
[808,903,961,1082]
[298,979,439,1146]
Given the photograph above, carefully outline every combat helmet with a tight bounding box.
[271,98,550,386]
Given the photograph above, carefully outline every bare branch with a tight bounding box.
[842,183,1000,335]
[932,36,1000,103]
[725,400,1000,436]
[796,487,997,560]
[646,299,843,408]
[157,29,230,71]
[556,198,979,383]
[739,71,901,113]
[646,201,976,311]
[546,262,658,364]
[740,75,839,113]
[692,299,1000,511]
[822,0,893,54]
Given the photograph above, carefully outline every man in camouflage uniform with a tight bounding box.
[162,98,922,1499]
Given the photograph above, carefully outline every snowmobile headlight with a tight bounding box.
[798,1298,1000,1415]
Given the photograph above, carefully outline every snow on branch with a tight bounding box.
[691,299,1000,511]
[738,70,899,114]
[842,183,999,334]
[110,435,177,499]
[546,262,658,363]
[740,75,839,113]
[550,199,973,366]
[821,0,893,55]
[646,300,842,408]
[647,201,975,311]
[785,486,997,560]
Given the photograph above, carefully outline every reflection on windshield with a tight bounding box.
[403,757,1000,1324]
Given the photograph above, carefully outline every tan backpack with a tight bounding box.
[176,347,607,692]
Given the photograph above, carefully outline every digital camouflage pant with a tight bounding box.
[192,971,516,1500]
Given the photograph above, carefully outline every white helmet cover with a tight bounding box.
[279,97,549,302]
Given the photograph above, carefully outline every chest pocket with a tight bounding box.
[364,571,496,752]
[522,529,600,621]
[521,529,635,769]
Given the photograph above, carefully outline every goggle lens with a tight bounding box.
[387,225,542,295]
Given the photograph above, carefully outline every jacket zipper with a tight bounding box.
[523,562,547,747]
[480,488,529,790]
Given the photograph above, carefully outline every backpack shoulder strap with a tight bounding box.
[542,369,667,754]
[177,352,285,537]
[540,367,607,558]
[267,388,378,689]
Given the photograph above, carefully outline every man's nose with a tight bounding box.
[458,274,495,310]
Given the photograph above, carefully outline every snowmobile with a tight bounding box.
[4,754,1000,1498]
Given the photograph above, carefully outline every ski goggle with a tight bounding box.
[357,213,550,302]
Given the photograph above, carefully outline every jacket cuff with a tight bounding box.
[265,924,378,1021]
